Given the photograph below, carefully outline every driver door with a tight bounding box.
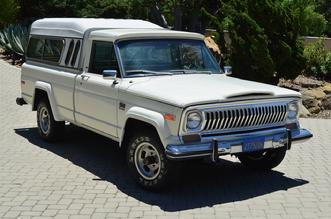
[74,41,120,138]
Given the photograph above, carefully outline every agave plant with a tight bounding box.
[0,24,29,59]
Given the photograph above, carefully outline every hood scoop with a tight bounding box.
[227,92,273,99]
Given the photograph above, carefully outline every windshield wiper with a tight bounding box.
[126,70,173,77]
[169,69,213,74]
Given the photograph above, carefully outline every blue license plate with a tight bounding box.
[243,138,265,152]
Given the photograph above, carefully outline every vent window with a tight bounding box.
[65,40,75,65]
[71,40,81,66]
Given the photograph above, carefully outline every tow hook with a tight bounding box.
[211,139,219,162]
[16,97,27,106]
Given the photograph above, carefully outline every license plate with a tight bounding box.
[243,138,265,152]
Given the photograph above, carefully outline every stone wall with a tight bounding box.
[304,36,331,51]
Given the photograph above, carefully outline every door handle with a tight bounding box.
[80,75,90,80]
[79,75,90,85]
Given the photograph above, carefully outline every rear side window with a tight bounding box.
[43,39,64,62]
[27,38,44,59]
[89,41,119,75]
[27,37,64,63]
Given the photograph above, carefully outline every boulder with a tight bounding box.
[298,102,311,118]
[293,75,323,88]
[204,36,221,55]
[308,106,321,114]
[322,95,331,109]
[278,79,301,91]
[321,84,331,94]
[301,88,326,100]
[302,97,320,108]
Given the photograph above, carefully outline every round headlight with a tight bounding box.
[186,112,202,130]
[288,101,299,119]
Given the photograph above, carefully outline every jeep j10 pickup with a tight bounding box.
[16,18,313,190]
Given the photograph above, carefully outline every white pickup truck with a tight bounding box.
[17,18,312,190]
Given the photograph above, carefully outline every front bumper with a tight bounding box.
[166,128,312,160]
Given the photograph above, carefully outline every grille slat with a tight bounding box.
[252,107,259,127]
[203,103,288,132]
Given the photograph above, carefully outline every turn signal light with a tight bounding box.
[164,114,176,121]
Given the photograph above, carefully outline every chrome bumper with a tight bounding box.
[166,128,312,160]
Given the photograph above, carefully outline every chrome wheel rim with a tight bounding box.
[39,106,50,134]
[134,142,161,180]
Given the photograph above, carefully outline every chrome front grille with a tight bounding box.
[203,103,288,132]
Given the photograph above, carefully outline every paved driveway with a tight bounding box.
[0,60,330,219]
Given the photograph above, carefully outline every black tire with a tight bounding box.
[36,98,64,142]
[237,146,287,170]
[126,131,173,191]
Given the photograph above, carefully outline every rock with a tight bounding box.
[298,102,311,118]
[204,36,221,55]
[301,88,327,100]
[302,97,320,108]
[278,79,301,91]
[308,106,321,114]
[322,95,331,109]
[293,75,323,88]
[321,84,331,94]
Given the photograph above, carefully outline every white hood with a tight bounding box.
[125,74,301,107]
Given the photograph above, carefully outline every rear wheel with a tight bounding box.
[237,146,287,170]
[126,131,173,191]
[37,98,64,142]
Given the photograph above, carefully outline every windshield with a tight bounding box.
[117,39,222,77]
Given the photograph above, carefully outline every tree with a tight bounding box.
[19,0,80,24]
[78,0,132,18]
[204,0,305,84]
[0,0,20,28]
[315,0,331,36]
[281,0,327,36]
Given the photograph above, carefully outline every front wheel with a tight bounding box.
[126,131,173,191]
[237,146,287,170]
[37,98,64,142]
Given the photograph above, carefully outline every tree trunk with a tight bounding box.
[173,2,182,30]
[149,1,169,28]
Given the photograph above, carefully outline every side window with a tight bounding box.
[27,37,64,64]
[89,41,119,75]
[43,39,64,62]
[27,38,44,59]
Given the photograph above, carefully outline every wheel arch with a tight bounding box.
[120,107,171,148]
[32,81,62,121]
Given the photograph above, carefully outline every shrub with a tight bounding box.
[0,0,20,29]
[0,24,29,60]
[303,38,331,79]
[321,52,331,79]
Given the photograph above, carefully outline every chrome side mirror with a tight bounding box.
[224,66,232,75]
[102,69,117,80]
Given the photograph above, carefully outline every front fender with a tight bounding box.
[120,106,172,147]
[34,81,62,121]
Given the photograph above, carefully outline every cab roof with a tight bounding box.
[89,28,204,41]
[30,18,204,41]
